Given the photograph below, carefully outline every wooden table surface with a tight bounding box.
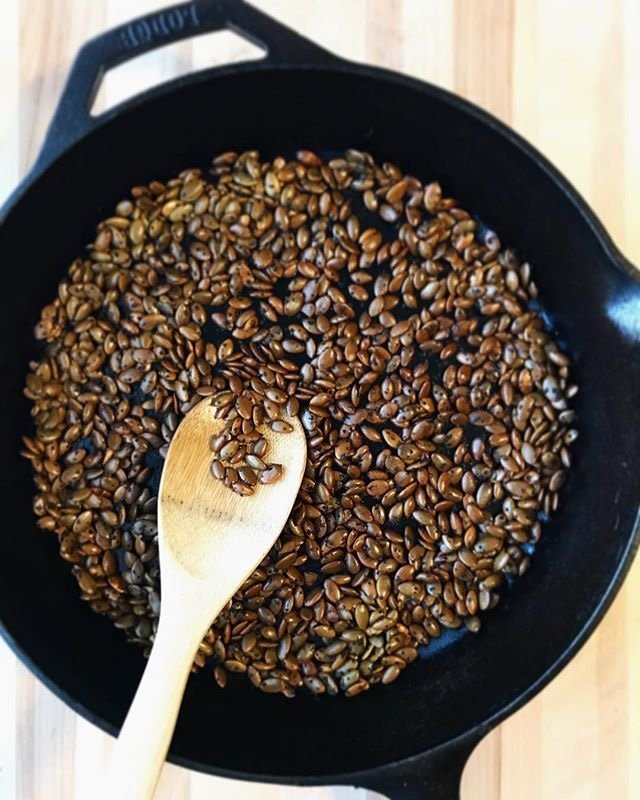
[1,1,639,798]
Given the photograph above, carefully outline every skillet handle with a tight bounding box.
[355,734,483,800]
[35,0,333,172]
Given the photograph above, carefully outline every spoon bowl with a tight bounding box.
[159,399,307,586]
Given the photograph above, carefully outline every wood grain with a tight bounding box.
[0,1,638,798]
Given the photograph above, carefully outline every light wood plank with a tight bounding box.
[0,643,17,800]
[454,0,514,122]
[401,0,454,89]
[0,0,19,198]
[18,0,105,175]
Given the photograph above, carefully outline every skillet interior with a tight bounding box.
[1,64,639,779]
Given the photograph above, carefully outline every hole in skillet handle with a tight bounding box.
[31,0,335,177]
[351,732,484,800]
[91,28,266,116]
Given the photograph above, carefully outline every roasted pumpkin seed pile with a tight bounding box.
[23,149,577,697]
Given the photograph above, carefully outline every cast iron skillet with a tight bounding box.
[1,1,639,797]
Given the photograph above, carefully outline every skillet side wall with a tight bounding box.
[0,66,639,778]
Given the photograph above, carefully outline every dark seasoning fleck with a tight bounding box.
[22,149,578,698]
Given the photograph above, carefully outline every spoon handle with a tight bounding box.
[104,604,213,800]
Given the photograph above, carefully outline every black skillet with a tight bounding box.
[1,1,639,797]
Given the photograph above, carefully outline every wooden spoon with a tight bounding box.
[104,399,307,800]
